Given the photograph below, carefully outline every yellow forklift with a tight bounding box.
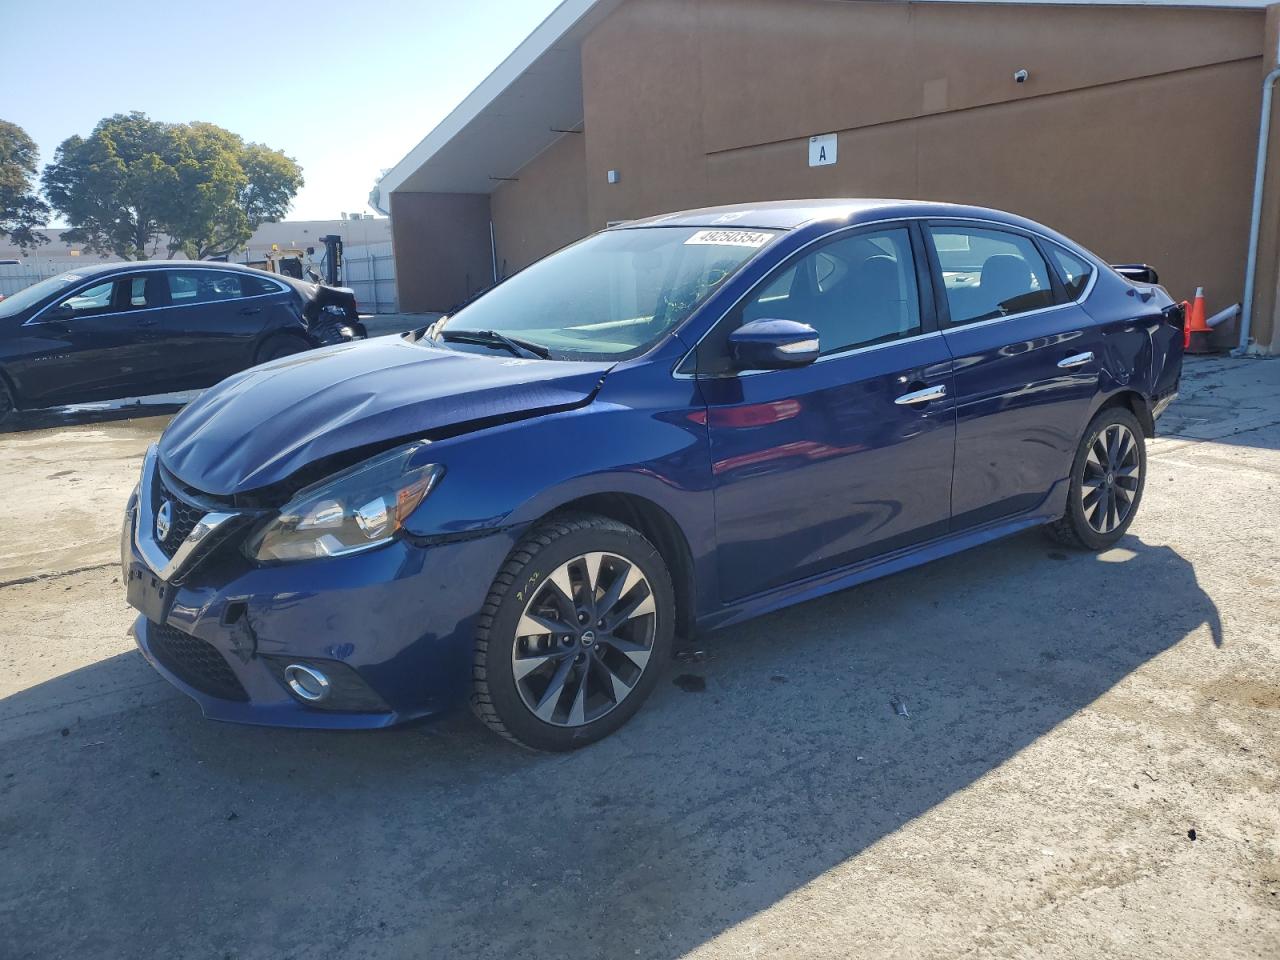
[247,236,344,285]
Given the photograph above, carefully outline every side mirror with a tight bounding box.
[38,304,75,324]
[728,318,820,371]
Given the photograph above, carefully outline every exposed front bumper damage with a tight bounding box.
[124,449,519,729]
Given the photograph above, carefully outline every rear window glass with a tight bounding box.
[168,271,261,304]
[928,226,1056,325]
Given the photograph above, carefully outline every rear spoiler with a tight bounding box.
[1112,263,1159,284]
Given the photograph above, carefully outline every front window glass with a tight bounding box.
[57,280,116,315]
[741,227,921,357]
[928,226,1056,324]
[0,271,94,319]
[437,226,779,360]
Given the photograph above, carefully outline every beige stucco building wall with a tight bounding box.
[490,132,590,275]
[392,0,1274,352]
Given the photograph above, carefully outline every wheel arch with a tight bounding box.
[541,493,697,641]
[253,328,315,364]
[1097,388,1154,437]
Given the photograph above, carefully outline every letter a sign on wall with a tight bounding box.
[809,134,837,167]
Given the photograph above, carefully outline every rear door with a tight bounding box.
[698,223,956,601]
[156,269,281,385]
[924,221,1103,528]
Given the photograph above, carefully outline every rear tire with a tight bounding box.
[471,513,675,752]
[0,378,13,424]
[254,333,311,365]
[1047,405,1147,550]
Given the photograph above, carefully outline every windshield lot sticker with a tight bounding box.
[684,229,771,248]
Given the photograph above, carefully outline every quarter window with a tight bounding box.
[738,227,922,359]
[240,274,282,297]
[1046,243,1095,300]
[928,226,1055,325]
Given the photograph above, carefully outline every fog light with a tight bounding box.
[283,663,331,702]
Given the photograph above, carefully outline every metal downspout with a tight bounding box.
[1237,66,1280,356]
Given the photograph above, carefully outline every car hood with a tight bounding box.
[159,337,612,496]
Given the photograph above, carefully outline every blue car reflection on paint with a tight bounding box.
[122,200,1184,751]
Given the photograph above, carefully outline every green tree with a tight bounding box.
[163,122,253,260]
[42,112,181,259]
[165,125,303,261]
[0,119,50,250]
[42,112,303,262]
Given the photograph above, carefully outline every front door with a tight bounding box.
[17,275,165,405]
[697,224,956,601]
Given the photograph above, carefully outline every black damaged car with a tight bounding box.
[0,261,364,418]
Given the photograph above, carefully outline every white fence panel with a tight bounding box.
[2,247,400,314]
[339,241,398,314]
[0,261,67,298]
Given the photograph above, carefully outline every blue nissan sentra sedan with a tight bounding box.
[123,199,1184,750]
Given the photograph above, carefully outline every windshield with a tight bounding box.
[438,226,779,360]
[0,271,94,320]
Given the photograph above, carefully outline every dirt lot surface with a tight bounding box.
[1,357,1277,959]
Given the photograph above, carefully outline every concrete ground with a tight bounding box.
[0,357,1277,959]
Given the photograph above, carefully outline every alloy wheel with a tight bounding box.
[511,552,658,727]
[1081,422,1141,534]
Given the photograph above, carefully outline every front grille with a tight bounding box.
[147,621,249,702]
[150,471,206,558]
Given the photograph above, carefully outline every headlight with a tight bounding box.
[246,442,443,563]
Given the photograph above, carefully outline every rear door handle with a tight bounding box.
[240,306,262,316]
[1057,351,1094,369]
[136,317,159,328]
[895,383,947,406]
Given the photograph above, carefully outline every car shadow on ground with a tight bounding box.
[0,531,1223,959]
[0,394,193,434]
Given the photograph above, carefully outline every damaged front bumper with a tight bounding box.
[123,448,520,729]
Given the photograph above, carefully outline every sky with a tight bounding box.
[0,0,563,223]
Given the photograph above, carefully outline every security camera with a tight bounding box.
[1013,69,1029,84]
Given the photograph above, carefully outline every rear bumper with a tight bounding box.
[125,504,521,729]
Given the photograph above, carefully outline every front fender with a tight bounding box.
[399,365,714,555]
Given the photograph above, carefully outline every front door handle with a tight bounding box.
[1057,351,1094,369]
[895,383,947,406]
[136,317,159,328]
[240,306,262,316]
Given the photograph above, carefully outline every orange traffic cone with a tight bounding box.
[1185,287,1214,354]
[1187,288,1209,333]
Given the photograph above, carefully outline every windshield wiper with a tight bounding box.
[437,328,551,360]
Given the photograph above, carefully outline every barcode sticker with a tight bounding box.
[684,229,772,248]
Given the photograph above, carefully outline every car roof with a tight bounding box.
[617,198,1044,233]
[62,260,276,278]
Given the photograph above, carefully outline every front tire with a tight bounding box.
[1048,405,1147,550]
[471,513,675,751]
